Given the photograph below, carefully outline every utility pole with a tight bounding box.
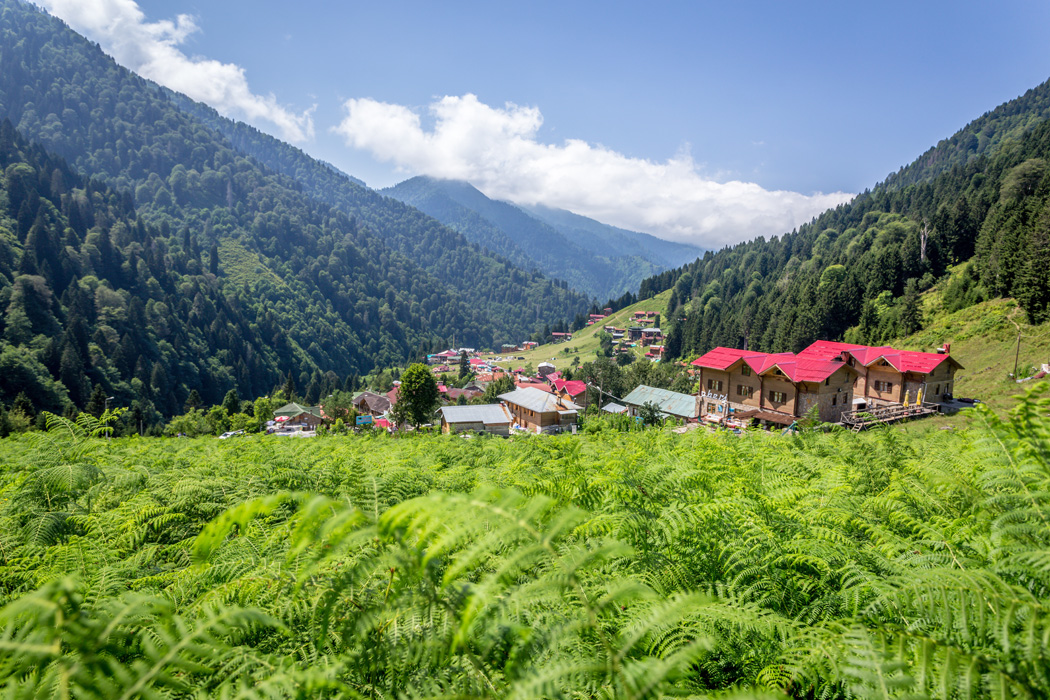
[1013,330,1021,378]
[104,396,115,441]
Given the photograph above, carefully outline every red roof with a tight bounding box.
[799,341,958,374]
[691,347,768,370]
[552,379,587,397]
[446,387,482,401]
[797,340,870,360]
[515,381,553,392]
[693,346,849,383]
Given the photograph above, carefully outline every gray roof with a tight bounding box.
[439,404,511,425]
[273,402,323,418]
[621,385,698,419]
[498,387,579,413]
[602,402,627,414]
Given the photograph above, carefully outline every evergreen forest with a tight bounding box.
[0,0,590,422]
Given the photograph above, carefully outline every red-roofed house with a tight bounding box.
[551,378,588,409]
[515,380,554,393]
[691,347,858,424]
[798,341,962,406]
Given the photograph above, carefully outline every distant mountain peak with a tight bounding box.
[382,176,703,301]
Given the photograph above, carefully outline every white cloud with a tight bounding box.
[40,0,314,142]
[334,94,853,247]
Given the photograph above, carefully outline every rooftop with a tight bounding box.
[439,404,511,425]
[621,385,699,419]
[499,387,579,413]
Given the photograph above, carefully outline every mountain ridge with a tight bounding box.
[382,175,703,300]
[0,0,589,423]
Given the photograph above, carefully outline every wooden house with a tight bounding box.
[352,391,391,417]
[551,379,588,409]
[273,402,324,429]
[691,347,858,425]
[498,387,580,434]
[798,341,963,407]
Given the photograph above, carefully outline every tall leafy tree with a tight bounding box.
[397,363,440,427]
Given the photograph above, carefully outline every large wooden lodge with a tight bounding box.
[691,340,963,427]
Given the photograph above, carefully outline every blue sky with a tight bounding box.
[40,1,1050,247]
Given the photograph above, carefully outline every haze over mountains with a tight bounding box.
[382,176,703,300]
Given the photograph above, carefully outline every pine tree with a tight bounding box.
[85,383,108,417]
[221,389,240,415]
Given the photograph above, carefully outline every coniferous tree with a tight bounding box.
[85,383,107,417]
[221,389,240,416]
[185,389,202,412]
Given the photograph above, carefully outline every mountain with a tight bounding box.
[881,78,1050,190]
[0,0,590,423]
[382,176,703,300]
[643,79,1050,361]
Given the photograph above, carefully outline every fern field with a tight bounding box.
[1,387,1049,699]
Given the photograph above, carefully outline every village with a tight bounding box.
[266,299,968,437]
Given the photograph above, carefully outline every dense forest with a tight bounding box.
[641,80,1050,360]
[0,0,592,420]
[1,386,1048,697]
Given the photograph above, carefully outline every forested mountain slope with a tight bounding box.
[165,94,591,311]
[882,78,1050,189]
[648,80,1050,361]
[0,0,590,420]
[383,175,702,300]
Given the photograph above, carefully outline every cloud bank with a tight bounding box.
[335,94,853,247]
[40,0,314,142]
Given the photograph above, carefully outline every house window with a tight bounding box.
[769,390,786,404]
[832,395,837,406]
[825,377,830,386]
[873,380,893,392]
[736,385,753,398]
[741,365,751,376]
[934,384,940,395]
[707,379,723,392]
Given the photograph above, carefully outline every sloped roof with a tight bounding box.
[440,404,511,425]
[799,341,962,373]
[797,340,870,360]
[602,402,627,414]
[446,387,482,401]
[353,391,391,413]
[621,385,698,419]
[552,379,587,397]
[499,387,579,413]
[273,402,323,418]
[691,347,768,370]
[514,381,553,392]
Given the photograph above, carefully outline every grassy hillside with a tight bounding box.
[484,290,672,370]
